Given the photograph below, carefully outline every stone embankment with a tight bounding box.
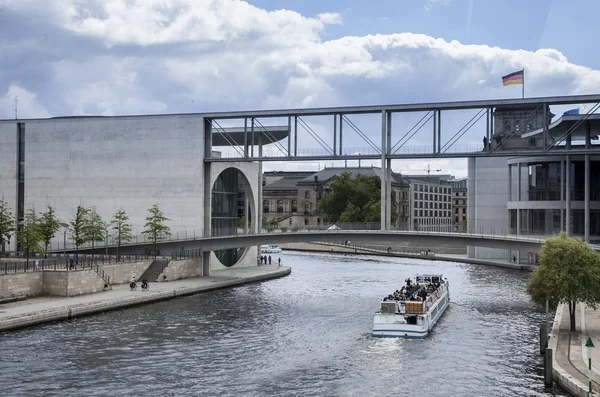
[0,265,290,332]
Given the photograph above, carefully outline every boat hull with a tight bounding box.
[372,294,449,339]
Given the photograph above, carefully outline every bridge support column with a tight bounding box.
[380,109,387,231]
[566,155,571,235]
[258,131,263,234]
[517,163,521,236]
[386,111,392,231]
[585,154,590,242]
[203,118,212,239]
[560,159,565,232]
[202,251,210,276]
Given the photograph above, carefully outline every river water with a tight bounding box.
[0,252,567,396]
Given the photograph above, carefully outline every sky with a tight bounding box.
[1,0,600,177]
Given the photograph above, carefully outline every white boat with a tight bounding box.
[372,274,450,339]
[261,244,282,254]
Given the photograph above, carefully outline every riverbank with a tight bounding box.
[0,265,291,332]
[551,302,600,396]
[282,242,535,271]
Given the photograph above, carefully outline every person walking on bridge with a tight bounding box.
[268,255,272,264]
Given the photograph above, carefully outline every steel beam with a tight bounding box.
[381,110,387,231]
[333,114,337,157]
[339,114,343,156]
[206,147,600,162]
[200,94,600,120]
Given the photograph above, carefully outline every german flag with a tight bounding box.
[502,70,524,86]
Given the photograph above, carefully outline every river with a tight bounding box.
[0,251,567,396]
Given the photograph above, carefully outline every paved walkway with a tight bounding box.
[552,302,600,396]
[0,265,290,332]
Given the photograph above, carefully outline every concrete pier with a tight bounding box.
[0,265,290,332]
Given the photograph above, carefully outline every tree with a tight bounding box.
[111,209,132,261]
[83,206,105,256]
[143,204,171,256]
[70,205,89,257]
[0,197,14,252]
[526,232,600,331]
[38,206,60,258]
[319,172,398,224]
[17,207,43,264]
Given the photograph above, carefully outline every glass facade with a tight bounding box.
[212,168,246,267]
[510,160,600,240]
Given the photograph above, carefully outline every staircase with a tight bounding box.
[91,263,111,290]
[139,258,170,282]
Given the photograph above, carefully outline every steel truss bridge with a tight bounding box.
[200,94,600,234]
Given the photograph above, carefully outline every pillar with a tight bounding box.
[386,112,392,230]
[203,118,212,239]
[517,163,521,236]
[244,195,249,234]
[380,110,387,231]
[560,160,564,232]
[585,154,590,242]
[258,132,264,234]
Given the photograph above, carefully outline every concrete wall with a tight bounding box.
[0,272,43,299]
[0,122,17,248]
[67,270,106,296]
[102,260,153,284]
[42,271,68,296]
[159,257,201,281]
[2,115,206,248]
[0,260,153,298]
[468,157,510,260]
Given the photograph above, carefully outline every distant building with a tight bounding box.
[403,176,453,232]
[448,178,467,230]
[262,167,410,229]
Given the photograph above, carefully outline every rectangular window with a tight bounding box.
[419,210,423,217]
[304,218,309,225]
[414,209,418,217]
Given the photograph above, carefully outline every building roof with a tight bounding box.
[521,114,600,141]
[296,167,409,187]
[263,177,307,190]
[212,126,289,146]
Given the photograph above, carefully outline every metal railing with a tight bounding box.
[313,241,437,258]
[0,253,155,275]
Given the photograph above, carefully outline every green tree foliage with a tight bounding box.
[143,204,171,255]
[38,206,60,258]
[526,232,600,331]
[319,172,397,224]
[17,207,43,259]
[83,206,105,254]
[70,205,89,254]
[0,197,14,250]
[111,209,132,261]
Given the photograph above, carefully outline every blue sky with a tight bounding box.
[250,0,600,69]
[1,0,599,176]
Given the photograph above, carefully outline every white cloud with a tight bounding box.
[3,0,600,178]
[318,12,343,25]
[424,0,451,12]
[0,85,50,119]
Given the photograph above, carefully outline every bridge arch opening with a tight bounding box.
[211,167,254,267]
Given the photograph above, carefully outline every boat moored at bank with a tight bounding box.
[373,274,449,338]
[261,244,282,254]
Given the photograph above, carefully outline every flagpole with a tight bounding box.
[522,68,525,99]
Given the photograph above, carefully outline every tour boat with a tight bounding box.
[372,274,450,338]
[261,244,282,254]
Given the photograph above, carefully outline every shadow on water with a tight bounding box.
[0,251,569,397]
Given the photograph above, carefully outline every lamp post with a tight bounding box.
[104,222,109,257]
[59,222,68,262]
[18,221,28,267]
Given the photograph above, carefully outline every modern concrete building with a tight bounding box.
[0,115,289,270]
[468,105,600,262]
